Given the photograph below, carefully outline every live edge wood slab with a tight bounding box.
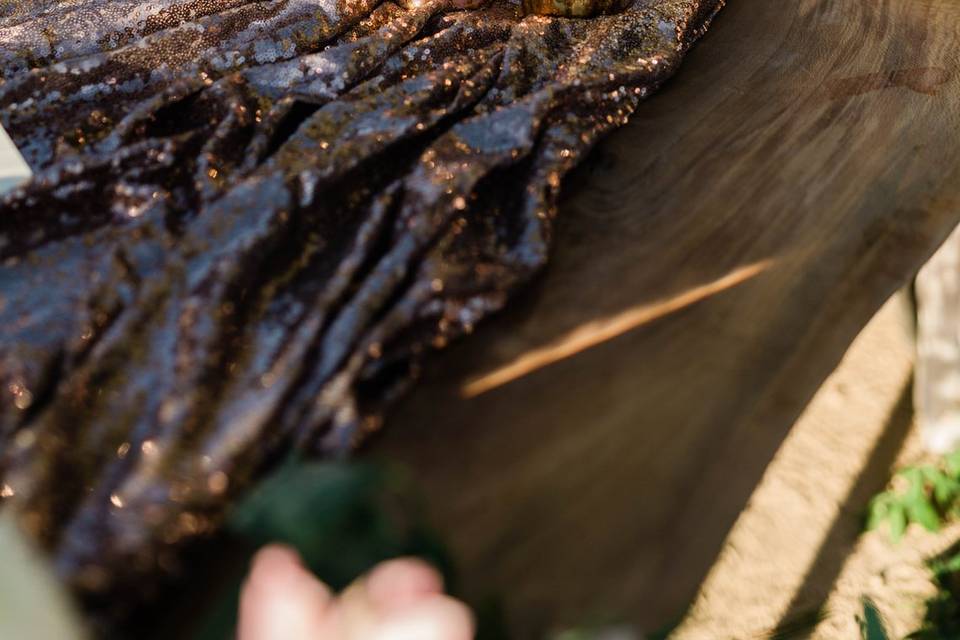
[368,0,960,634]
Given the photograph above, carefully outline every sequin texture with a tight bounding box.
[0,0,722,626]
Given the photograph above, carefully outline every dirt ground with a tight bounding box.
[671,293,960,639]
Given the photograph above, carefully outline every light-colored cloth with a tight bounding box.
[0,123,30,194]
[0,513,86,640]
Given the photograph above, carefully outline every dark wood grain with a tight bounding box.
[367,0,960,634]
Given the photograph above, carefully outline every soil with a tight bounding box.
[672,292,960,639]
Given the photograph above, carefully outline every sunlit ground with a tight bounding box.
[673,293,960,639]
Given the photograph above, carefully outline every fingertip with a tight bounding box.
[365,557,445,612]
[238,544,334,640]
[249,544,302,577]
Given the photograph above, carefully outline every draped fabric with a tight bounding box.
[0,0,721,624]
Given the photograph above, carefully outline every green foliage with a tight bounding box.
[867,451,960,542]
[905,542,960,639]
[228,461,453,590]
[189,460,456,640]
[864,450,960,639]
[181,459,512,639]
[858,598,890,640]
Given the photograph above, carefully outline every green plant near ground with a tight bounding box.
[186,460,462,640]
[858,598,890,640]
[867,450,960,541]
[903,541,960,639]
[0,460,509,640]
[865,449,960,638]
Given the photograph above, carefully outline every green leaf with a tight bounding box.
[906,498,941,532]
[931,474,955,506]
[858,598,890,640]
[931,549,960,576]
[946,450,960,476]
[888,503,907,543]
[188,461,454,640]
[227,461,451,588]
[866,494,891,531]
[904,468,926,499]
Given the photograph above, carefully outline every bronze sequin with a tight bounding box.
[0,0,722,627]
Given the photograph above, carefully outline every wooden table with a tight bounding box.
[368,0,960,634]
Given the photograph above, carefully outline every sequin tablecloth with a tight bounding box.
[0,0,722,625]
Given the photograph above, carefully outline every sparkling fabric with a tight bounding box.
[0,0,722,625]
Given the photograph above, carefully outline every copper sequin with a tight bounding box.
[0,0,722,627]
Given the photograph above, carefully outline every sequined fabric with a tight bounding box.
[0,0,721,626]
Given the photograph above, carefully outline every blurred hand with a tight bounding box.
[238,545,473,640]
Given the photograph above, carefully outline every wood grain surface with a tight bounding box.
[367,0,960,634]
